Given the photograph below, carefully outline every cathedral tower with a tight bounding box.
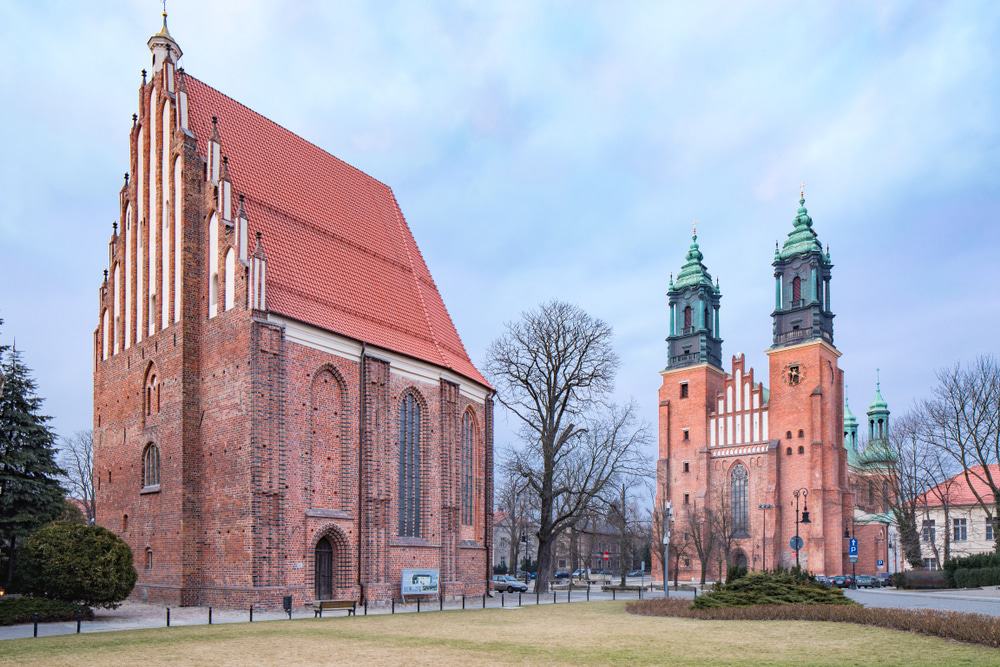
[771,190,834,348]
[666,227,722,370]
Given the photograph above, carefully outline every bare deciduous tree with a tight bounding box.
[487,301,650,593]
[685,501,717,585]
[58,430,95,525]
[922,356,1000,553]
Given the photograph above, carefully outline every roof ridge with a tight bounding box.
[185,73,394,193]
[386,188,450,371]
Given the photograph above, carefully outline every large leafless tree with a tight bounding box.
[487,301,650,593]
[58,430,95,525]
[921,356,1000,553]
[685,501,717,585]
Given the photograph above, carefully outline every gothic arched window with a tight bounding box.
[398,393,422,537]
[461,411,475,526]
[145,372,160,417]
[224,248,235,311]
[792,276,802,304]
[731,463,749,537]
[142,443,160,489]
[683,306,692,331]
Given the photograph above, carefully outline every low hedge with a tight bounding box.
[943,552,1000,587]
[692,571,853,608]
[626,598,1000,648]
[0,596,93,626]
[897,569,949,589]
[954,566,1000,588]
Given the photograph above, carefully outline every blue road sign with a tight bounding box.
[877,559,884,568]
[849,537,858,556]
[789,536,804,550]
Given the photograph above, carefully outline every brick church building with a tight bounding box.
[92,14,493,608]
[655,193,858,582]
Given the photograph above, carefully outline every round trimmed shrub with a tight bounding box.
[16,522,137,608]
[693,571,854,608]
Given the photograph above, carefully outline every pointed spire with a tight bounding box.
[672,223,714,290]
[132,113,138,128]
[124,172,130,186]
[869,369,888,411]
[148,2,182,74]
[777,185,823,260]
[113,221,118,236]
[142,69,147,86]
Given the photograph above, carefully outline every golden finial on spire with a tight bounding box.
[799,181,806,200]
[691,219,698,239]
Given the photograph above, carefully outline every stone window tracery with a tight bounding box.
[142,443,160,489]
[461,411,475,526]
[730,463,749,537]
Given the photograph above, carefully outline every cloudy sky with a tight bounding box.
[1,1,998,457]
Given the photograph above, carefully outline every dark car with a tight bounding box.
[876,573,893,587]
[628,569,647,578]
[815,575,831,587]
[553,570,570,579]
[572,568,587,578]
[855,575,876,588]
[831,575,853,588]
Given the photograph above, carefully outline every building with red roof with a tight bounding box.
[92,13,492,608]
[912,465,999,569]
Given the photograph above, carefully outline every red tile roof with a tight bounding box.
[917,464,999,507]
[183,74,488,388]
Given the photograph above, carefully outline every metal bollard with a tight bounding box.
[364,600,368,616]
[567,589,571,603]
[553,591,557,604]
[612,588,616,601]
[462,595,465,610]
[482,594,486,609]
[392,598,396,614]
[639,587,643,600]
[32,614,39,638]
[536,591,539,605]
[76,610,82,634]
[518,592,522,607]
[586,586,590,602]
[417,598,421,613]
[501,592,505,608]
[250,605,254,623]
[209,607,213,625]
[166,607,171,627]
[439,595,443,612]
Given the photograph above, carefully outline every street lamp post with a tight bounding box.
[758,503,774,572]
[792,489,810,570]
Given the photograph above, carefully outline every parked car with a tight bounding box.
[876,573,893,588]
[553,570,570,579]
[831,575,855,588]
[855,575,876,588]
[815,576,831,587]
[628,569,648,578]
[492,575,528,593]
[572,569,588,578]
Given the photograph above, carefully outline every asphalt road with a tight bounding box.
[846,588,1000,617]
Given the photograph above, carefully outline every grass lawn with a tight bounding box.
[2,601,998,666]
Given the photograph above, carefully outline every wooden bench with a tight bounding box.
[311,599,356,618]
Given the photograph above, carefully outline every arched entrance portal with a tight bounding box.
[732,549,749,571]
[315,537,334,600]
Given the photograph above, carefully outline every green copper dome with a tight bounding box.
[673,230,714,290]
[844,397,858,427]
[844,395,862,468]
[869,383,888,413]
[860,438,896,466]
[778,194,824,260]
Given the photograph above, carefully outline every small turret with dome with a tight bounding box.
[843,392,862,468]
[148,5,182,75]
[861,370,895,467]
[666,224,722,369]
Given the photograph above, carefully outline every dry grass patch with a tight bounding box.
[2,601,999,666]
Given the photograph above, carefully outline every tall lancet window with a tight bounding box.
[136,121,144,344]
[461,411,474,526]
[148,90,158,336]
[683,305,692,331]
[398,393,422,538]
[161,102,170,328]
[224,249,235,311]
[173,155,182,322]
[208,214,219,318]
[125,204,132,349]
[731,463,749,537]
[112,264,121,354]
[101,309,109,361]
[792,276,801,305]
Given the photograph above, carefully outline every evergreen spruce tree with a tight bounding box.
[0,319,65,586]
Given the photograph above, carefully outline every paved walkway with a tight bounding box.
[0,587,684,641]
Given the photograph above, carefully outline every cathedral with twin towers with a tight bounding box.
[655,192,896,583]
